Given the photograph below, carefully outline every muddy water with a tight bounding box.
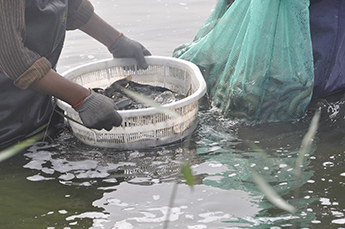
[1,1,345,228]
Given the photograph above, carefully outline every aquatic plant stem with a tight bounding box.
[0,105,57,162]
[293,109,320,209]
[163,182,179,229]
[250,168,296,214]
[295,109,320,178]
[248,110,320,217]
[163,134,195,229]
[0,132,46,162]
[120,87,181,119]
[54,109,84,126]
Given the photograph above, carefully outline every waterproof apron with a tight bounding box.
[0,0,68,148]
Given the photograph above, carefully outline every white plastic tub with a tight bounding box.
[56,56,206,149]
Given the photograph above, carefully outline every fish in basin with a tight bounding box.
[92,76,187,110]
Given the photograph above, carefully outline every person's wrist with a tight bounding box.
[72,88,91,109]
[108,32,123,51]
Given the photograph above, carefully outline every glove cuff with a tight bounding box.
[72,89,91,109]
[108,32,123,51]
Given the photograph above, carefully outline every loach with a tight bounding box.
[92,76,186,110]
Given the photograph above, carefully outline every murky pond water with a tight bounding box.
[2,1,345,228]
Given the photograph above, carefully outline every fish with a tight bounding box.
[93,76,186,110]
[103,75,132,97]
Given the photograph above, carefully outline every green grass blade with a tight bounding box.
[251,169,296,214]
[181,161,195,190]
[0,133,44,163]
[293,109,320,207]
[295,109,320,177]
[25,123,48,138]
[54,109,84,126]
[120,87,181,119]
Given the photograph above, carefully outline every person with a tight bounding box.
[309,0,345,98]
[0,0,151,148]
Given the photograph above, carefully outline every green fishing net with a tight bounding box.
[173,0,314,122]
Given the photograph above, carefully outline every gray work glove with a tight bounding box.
[109,34,151,69]
[74,91,122,131]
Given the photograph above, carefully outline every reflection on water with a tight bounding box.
[93,183,259,228]
[2,0,345,228]
[2,100,345,228]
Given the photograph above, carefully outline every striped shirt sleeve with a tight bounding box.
[0,0,94,90]
[0,0,52,90]
[67,0,94,30]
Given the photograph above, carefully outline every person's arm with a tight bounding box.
[31,70,122,130]
[0,1,50,89]
[79,13,121,48]
[79,12,151,69]
[0,1,121,130]
[31,69,90,106]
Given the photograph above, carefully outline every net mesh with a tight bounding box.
[173,0,314,122]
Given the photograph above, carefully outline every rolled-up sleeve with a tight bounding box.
[67,0,94,30]
[0,0,94,90]
[0,0,51,90]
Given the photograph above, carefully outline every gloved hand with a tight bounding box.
[109,33,151,69]
[74,90,122,131]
